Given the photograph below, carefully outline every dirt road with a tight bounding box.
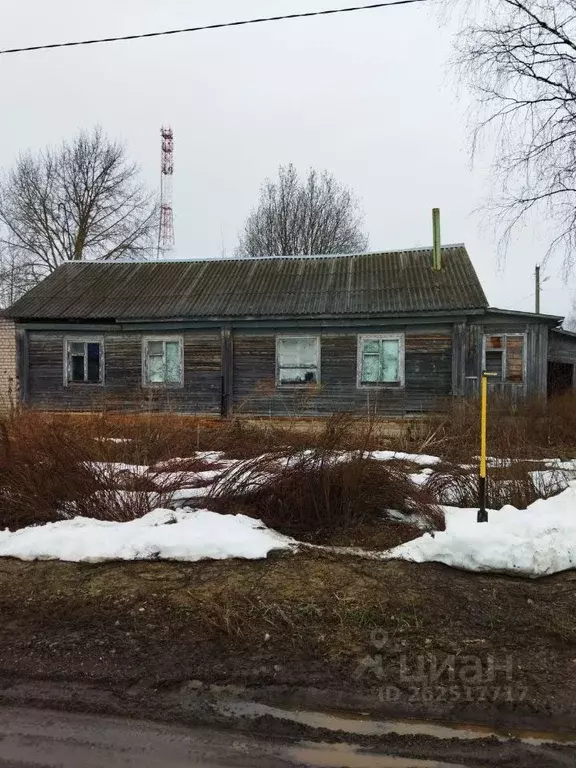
[0,707,295,768]
[0,706,574,768]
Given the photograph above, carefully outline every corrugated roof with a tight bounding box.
[6,246,488,321]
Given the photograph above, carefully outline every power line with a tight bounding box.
[0,1,429,56]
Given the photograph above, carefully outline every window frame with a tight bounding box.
[63,337,105,387]
[141,335,184,388]
[482,332,527,384]
[275,335,321,388]
[356,333,405,389]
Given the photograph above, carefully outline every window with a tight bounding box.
[483,334,525,383]
[65,339,103,385]
[143,337,183,386]
[357,334,404,387]
[276,336,320,386]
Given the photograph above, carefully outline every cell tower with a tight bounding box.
[157,127,175,258]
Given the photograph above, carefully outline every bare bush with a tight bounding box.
[208,450,445,542]
[0,414,188,528]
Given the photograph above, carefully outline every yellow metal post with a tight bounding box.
[478,372,493,523]
[480,374,488,480]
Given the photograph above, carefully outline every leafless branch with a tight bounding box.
[453,0,576,270]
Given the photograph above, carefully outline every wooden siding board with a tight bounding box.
[452,322,466,396]
[221,328,233,417]
[27,331,222,413]
[548,333,576,365]
[26,324,456,416]
[232,329,452,416]
[465,321,551,401]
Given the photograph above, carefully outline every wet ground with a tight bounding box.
[0,556,576,765]
[0,699,574,767]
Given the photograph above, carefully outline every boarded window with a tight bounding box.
[506,336,524,382]
[483,335,525,383]
[66,340,103,384]
[277,337,319,385]
[143,338,183,385]
[358,335,403,386]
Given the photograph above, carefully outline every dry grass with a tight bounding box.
[0,413,197,529]
[1,397,576,533]
[400,393,576,461]
[427,462,567,509]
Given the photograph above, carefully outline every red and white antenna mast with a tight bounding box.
[157,126,175,258]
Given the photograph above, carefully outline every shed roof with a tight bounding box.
[7,246,488,321]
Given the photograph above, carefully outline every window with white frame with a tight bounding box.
[65,339,103,385]
[142,337,183,386]
[357,334,404,387]
[484,334,525,383]
[276,336,320,385]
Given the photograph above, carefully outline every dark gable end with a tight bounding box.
[6,246,488,321]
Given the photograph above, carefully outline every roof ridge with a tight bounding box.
[65,244,467,266]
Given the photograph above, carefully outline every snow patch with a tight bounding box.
[385,482,576,578]
[369,451,441,466]
[0,509,293,563]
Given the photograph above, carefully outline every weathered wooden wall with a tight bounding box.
[548,331,576,365]
[20,316,556,415]
[233,326,453,416]
[26,330,222,413]
[463,317,549,401]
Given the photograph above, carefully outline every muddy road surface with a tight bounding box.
[0,706,574,768]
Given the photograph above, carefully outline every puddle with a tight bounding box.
[220,700,576,746]
[287,742,469,768]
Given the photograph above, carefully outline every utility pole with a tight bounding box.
[535,264,541,314]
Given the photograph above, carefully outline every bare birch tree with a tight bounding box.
[0,127,157,297]
[237,164,368,257]
[453,0,576,269]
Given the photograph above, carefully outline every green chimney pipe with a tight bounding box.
[432,208,441,271]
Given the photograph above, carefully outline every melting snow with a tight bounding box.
[386,482,576,578]
[0,510,293,563]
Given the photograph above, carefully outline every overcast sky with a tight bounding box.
[1,0,573,317]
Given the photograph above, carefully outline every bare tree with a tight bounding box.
[237,164,368,257]
[0,242,37,308]
[564,295,576,330]
[453,0,576,269]
[0,128,157,293]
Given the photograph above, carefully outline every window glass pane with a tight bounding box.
[381,340,400,382]
[363,340,380,355]
[86,343,101,383]
[165,341,181,383]
[147,341,164,356]
[70,342,84,355]
[361,354,381,383]
[279,367,316,384]
[148,355,165,383]
[506,336,524,383]
[71,355,84,382]
[485,350,503,379]
[278,338,317,368]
